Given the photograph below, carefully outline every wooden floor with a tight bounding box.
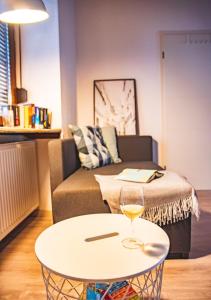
[1,191,211,299]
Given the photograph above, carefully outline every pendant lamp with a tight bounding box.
[0,0,49,24]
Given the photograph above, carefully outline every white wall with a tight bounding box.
[76,0,211,163]
[20,0,62,210]
[58,0,77,134]
[20,0,77,210]
[21,0,77,130]
[21,0,62,128]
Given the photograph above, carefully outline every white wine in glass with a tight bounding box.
[120,186,144,249]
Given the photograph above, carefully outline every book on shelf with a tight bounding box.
[0,103,52,129]
[115,168,164,183]
[23,103,34,128]
[13,105,20,126]
[0,105,16,127]
[19,105,25,128]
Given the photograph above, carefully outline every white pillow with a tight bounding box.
[101,126,122,163]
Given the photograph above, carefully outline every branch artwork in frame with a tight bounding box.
[94,79,138,135]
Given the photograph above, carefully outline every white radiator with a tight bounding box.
[0,141,39,240]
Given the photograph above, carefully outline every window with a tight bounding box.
[0,23,16,104]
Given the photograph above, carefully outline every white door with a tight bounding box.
[161,32,211,189]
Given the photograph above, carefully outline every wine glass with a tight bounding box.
[120,185,144,249]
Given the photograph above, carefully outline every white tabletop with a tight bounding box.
[35,214,169,282]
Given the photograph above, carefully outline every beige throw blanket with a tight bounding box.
[95,171,199,226]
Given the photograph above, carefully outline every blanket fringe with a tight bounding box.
[143,195,193,226]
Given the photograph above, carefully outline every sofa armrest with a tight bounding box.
[117,135,153,162]
[48,138,80,193]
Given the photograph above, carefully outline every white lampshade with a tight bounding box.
[0,0,49,24]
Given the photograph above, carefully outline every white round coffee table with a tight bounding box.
[35,214,169,299]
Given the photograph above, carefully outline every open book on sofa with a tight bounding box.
[115,168,164,183]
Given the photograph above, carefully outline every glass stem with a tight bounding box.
[131,220,135,237]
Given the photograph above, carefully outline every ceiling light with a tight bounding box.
[0,0,49,24]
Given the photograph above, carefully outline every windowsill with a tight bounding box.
[0,127,61,134]
[0,127,61,143]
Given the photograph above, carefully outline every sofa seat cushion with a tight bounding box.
[52,161,161,222]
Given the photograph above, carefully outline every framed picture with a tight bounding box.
[94,79,138,135]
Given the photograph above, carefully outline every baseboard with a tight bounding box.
[0,209,39,251]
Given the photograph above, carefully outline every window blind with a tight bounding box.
[0,23,11,104]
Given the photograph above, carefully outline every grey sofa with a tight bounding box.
[48,135,191,258]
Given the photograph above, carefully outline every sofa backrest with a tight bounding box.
[48,135,153,193]
[117,135,153,162]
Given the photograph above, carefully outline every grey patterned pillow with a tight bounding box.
[69,125,112,169]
